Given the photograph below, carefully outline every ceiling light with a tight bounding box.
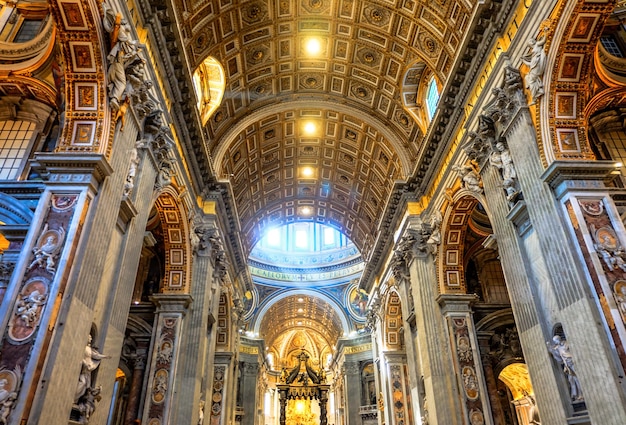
[305,38,321,55]
[298,297,304,302]
[301,206,312,215]
[297,321,302,325]
[297,308,304,313]
[303,122,317,135]
[302,166,314,177]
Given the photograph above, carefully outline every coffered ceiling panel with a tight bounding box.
[258,294,345,350]
[168,0,479,255]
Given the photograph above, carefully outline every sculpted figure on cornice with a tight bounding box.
[484,67,526,130]
[453,163,483,195]
[194,229,229,284]
[365,297,381,332]
[489,140,520,203]
[464,115,495,165]
[521,34,547,105]
[103,1,142,112]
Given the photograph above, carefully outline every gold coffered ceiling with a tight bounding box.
[170,0,478,254]
[257,294,345,351]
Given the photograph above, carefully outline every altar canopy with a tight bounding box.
[277,352,330,425]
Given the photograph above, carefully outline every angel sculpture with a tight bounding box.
[28,224,65,273]
[453,164,483,194]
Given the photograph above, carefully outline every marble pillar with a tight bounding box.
[438,294,492,425]
[402,223,465,425]
[143,293,192,424]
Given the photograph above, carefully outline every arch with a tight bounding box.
[541,0,615,163]
[0,192,34,225]
[382,289,403,351]
[251,288,352,336]
[153,190,192,293]
[211,99,414,178]
[438,196,480,294]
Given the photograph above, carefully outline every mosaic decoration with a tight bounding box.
[209,366,226,425]
[147,317,179,422]
[346,283,368,320]
[449,317,485,425]
[565,198,626,369]
[0,194,79,424]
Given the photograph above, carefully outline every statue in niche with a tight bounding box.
[28,224,65,273]
[123,147,140,199]
[75,335,111,404]
[198,399,205,425]
[77,386,101,424]
[547,335,583,401]
[521,34,547,105]
[489,141,520,202]
[453,163,483,194]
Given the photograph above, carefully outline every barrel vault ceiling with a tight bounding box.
[151,0,486,351]
[164,0,480,260]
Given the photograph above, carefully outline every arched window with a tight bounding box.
[192,57,226,125]
[425,76,439,120]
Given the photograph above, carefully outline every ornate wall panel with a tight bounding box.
[546,0,616,161]
[0,193,81,423]
[50,0,108,153]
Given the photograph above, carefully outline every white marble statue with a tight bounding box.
[547,335,583,401]
[102,2,141,110]
[75,335,111,404]
[198,399,205,425]
[489,141,519,201]
[453,164,483,194]
[521,35,547,105]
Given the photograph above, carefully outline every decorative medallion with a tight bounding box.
[346,283,368,320]
[242,2,268,24]
[9,278,50,342]
[363,5,390,26]
[578,199,603,216]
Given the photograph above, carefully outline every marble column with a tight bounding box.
[397,220,465,425]
[124,352,147,425]
[240,361,260,425]
[343,361,361,425]
[143,293,192,424]
[438,294,492,425]
[170,219,223,424]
